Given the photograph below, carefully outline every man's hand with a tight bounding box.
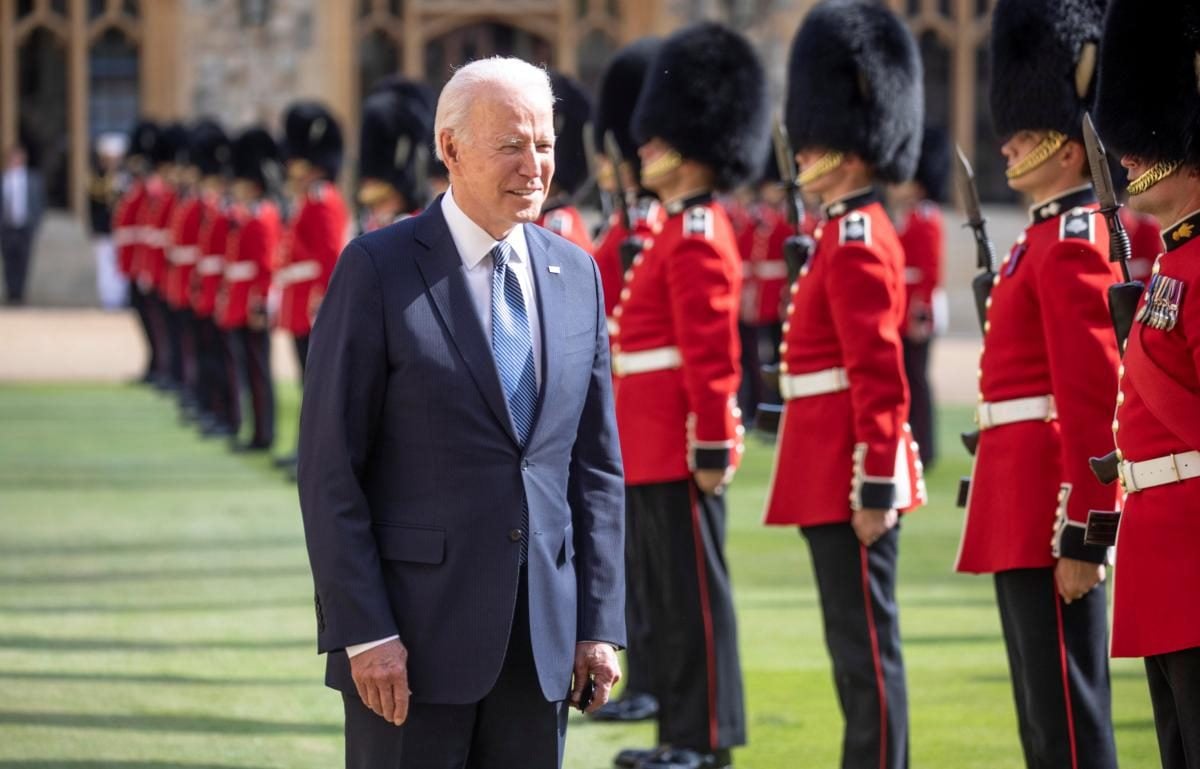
[1055,557,1106,604]
[694,468,731,496]
[349,638,411,726]
[851,507,898,547]
[571,642,621,714]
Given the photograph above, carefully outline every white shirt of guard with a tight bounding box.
[345,186,544,659]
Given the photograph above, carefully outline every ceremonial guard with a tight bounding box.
[215,127,282,452]
[955,2,1120,767]
[189,124,236,438]
[275,102,348,472]
[892,127,949,469]
[587,36,664,726]
[1094,2,1200,765]
[591,38,664,340]
[613,22,768,769]
[357,77,434,233]
[763,3,925,767]
[536,72,594,253]
[113,120,159,383]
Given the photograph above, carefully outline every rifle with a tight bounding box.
[773,121,816,283]
[1082,112,1147,524]
[953,146,997,458]
[603,130,645,272]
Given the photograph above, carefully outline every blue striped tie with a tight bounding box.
[490,241,537,562]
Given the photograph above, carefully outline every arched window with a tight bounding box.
[88,27,139,140]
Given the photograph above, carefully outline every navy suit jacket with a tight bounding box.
[297,197,626,705]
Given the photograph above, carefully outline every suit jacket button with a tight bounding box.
[509,529,523,542]
[521,459,530,470]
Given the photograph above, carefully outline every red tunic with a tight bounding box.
[612,194,744,485]
[1121,206,1164,282]
[898,202,945,339]
[216,201,281,331]
[112,180,147,276]
[764,191,924,526]
[736,202,792,327]
[957,187,1121,573]
[1111,211,1200,658]
[191,195,229,320]
[164,194,203,310]
[537,204,594,253]
[276,181,348,337]
[131,177,176,294]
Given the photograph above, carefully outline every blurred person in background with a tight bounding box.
[357,77,435,233]
[890,126,950,470]
[114,120,160,382]
[88,133,128,310]
[1,143,44,305]
[536,72,594,253]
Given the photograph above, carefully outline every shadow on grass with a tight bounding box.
[973,668,1152,684]
[0,710,338,736]
[0,670,313,687]
[0,763,276,769]
[0,635,311,653]
[0,564,311,586]
[0,598,311,615]
[903,633,998,645]
[1113,719,1156,731]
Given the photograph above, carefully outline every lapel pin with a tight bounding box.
[548,265,561,274]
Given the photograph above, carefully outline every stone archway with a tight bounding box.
[422,18,556,91]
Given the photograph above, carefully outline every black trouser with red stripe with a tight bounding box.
[226,326,274,447]
[626,480,746,751]
[994,568,1116,769]
[901,336,934,468]
[1146,646,1200,769]
[129,282,159,380]
[803,523,908,769]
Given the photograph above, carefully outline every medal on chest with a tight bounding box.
[1135,273,1184,331]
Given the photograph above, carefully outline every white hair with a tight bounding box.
[434,57,555,161]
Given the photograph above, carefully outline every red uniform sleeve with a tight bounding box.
[1035,239,1121,562]
[664,235,741,471]
[310,200,346,287]
[825,242,909,508]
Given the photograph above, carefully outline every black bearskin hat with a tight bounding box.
[189,119,232,178]
[548,71,593,195]
[128,120,160,163]
[154,122,190,167]
[1094,0,1200,167]
[914,126,951,203]
[593,37,660,171]
[989,0,1107,141]
[632,22,770,190]
[233,127,283,193]
[785,0,923,183]
[359,77,435,209]
[283,101,344,180]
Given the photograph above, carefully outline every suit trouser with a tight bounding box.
[901,337,934,468]
[227,326,274,446]
[994,568,1116,769]
[1,225,33,302]
[342,571,567,769]
[626,480,746,751]
[129,282,159,378]
[803,523,909,769]
[1145,646,1200,769]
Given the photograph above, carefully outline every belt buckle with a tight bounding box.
[1118,460,1137,493]
[1170,453,1183,484]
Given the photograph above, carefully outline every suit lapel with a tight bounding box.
[525,224,565,445]
[413,198,519,445]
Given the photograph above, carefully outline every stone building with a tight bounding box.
[0,0,1005,217]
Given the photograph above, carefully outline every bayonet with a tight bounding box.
[603,130,645,272]
[773,120,815,283]
[954,145,998,334]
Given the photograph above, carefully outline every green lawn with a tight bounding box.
[0,383,1157,768]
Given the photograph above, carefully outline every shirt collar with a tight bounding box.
[442,186,529,270]
[1161,209,1200,252]
[1028,183,1096,224]
[822,187,878,220]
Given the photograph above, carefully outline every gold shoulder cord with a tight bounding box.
[1005,131,1068,179]
[1127,160,1182,196]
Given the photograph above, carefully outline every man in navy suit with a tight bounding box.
[297,57,626,769]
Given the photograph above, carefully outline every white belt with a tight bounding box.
[274,260,321,286]
[749,261,789,280]
[224,261,259,282]
[1119,451,1200,493]
[614,346,682,376]
[196,255,224,276]
[780,367,849,400]
[168,246,199,265]
[976,395,1056,430]
[904,266,924,285]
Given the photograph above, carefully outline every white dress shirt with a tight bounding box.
[4,166,27,227]
[346,187,544,659]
